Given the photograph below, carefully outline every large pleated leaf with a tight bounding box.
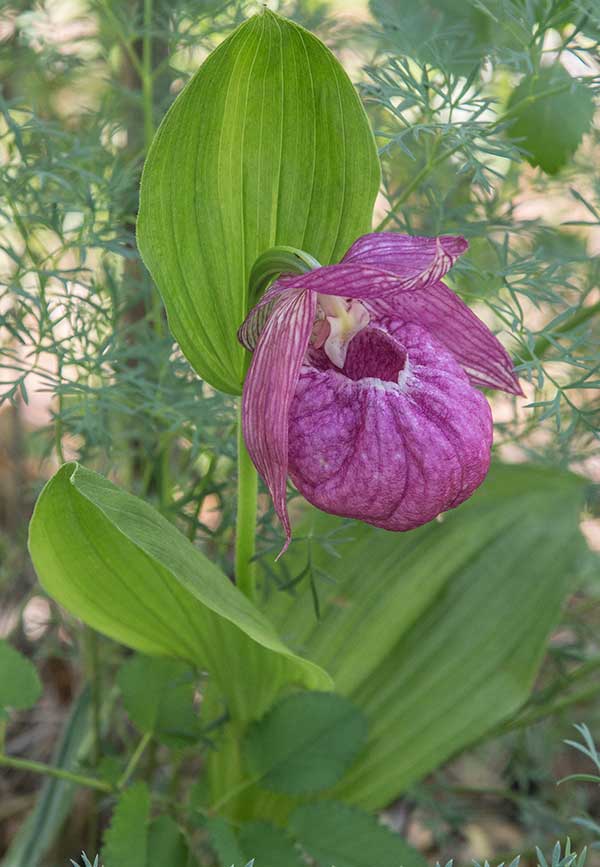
[264,463,589,810]
[245,691,368,795]
[137,9,380,394]
[28,463,331,720]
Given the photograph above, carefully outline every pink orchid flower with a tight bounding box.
[238,233,522,554]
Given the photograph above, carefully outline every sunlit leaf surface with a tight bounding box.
[137,9,380,394]
[245,691,368,794]
[265,463,588,808]
[507,65,594,175]
[28,463,331,720]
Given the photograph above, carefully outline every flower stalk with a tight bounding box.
[235,390,259,601]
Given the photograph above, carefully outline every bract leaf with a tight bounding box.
[245,691,368,795]
[0,640,41,711]
[290,801,428,867]
[266,463,589,809]
[28,463,331,720]
[137,10,380,394]
[507,65,594,175]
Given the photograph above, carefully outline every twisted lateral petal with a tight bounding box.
[276,234,465,299]
[238,282,292,351]
[369,281,522,395]
[287,325,493,531]
[241,288,317,553]
[239,234,468,349]
[277,264,405,299]
[342,232,468,276]
[338,232,521,394]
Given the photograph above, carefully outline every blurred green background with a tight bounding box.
[1,0,599,864]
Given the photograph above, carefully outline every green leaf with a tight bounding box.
[209,818,302,867]
[137,9,380,394]
[266,463,589,809]
[102,783,150,867]
[117,655,200,747]
[0,640,41,710]
[97,756,124,788]
[290,801,428,867]
[238,822,303,867]
[245,691,368,795]
[147,816,189,867]
[207,816,246,867]
[28,463,331,720]
[506,65,594,174]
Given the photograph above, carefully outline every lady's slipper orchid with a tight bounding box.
[238,234,522,553]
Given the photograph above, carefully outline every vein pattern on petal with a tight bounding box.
[369,281,522,395]
[287,326,493,531]
[241,288,317,552]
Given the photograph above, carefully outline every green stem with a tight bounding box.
[55,363,66,464]
[83,628,102,768]
[101,0,145,79]
[140,0,165,341]
[187,455,216,541]
[498,681,600,735]
[235,395,259,601]
[0,753,112,793]
[142,0,154,154]
[83,628,102,851]
[117,731,153,790]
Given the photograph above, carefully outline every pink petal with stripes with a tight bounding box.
[287,325,493,531]
[276,235,465,299]
[367,280,522,395]
[241,288,317,554]
[343,232,468,278]
[337,232,520,394]
[237,231,522,548]
[238,282,292,352]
